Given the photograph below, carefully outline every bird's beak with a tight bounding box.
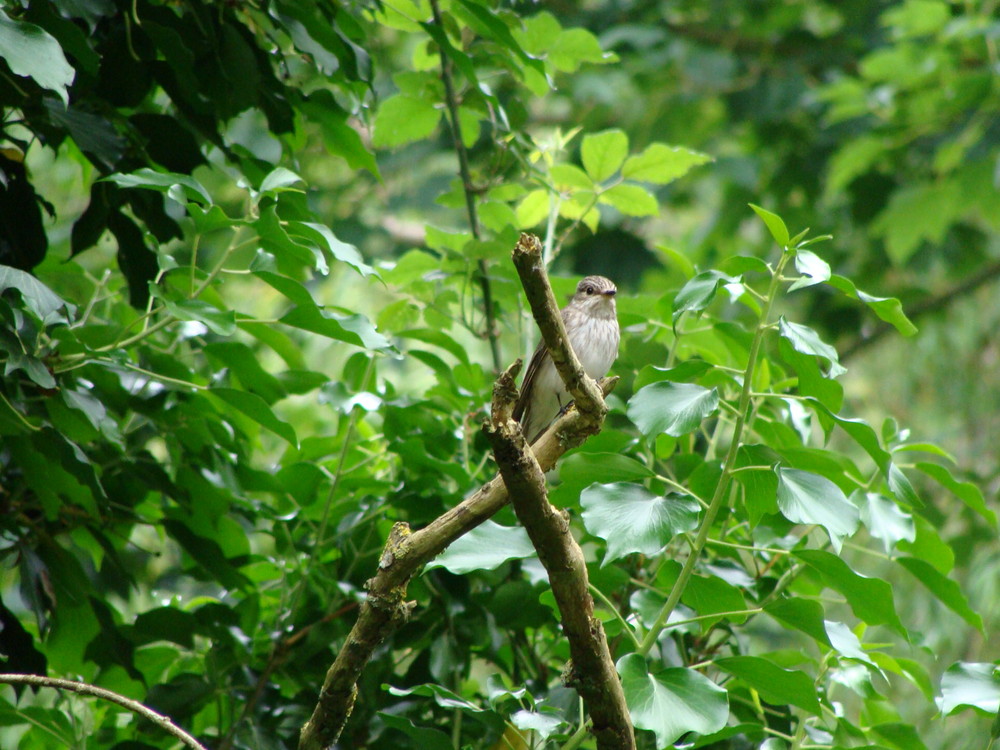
[603,289,617,297]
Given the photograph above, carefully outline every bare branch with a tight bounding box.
[298,376,619,750]
[484,408,635,750]
[0,673,208,750]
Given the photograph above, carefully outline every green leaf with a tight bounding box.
[372,94,441,148]
[627,381,720,437]
[209,387,298,446]
[887,461,922,509]
[618,654,728,747]
[872,180,961,264]
[824,274,917,336]
[581,129,628,182]
[622,143,713,184]
[258,167,303,197]
[511,710,566,742]
[937,662,1000,716]
[377,714,452,750]
[387,682,489,713]
[0,11,75,105]
[914,461,996,527]
[557,452,654,495]
[775,467,859,552]
[671,270,736,322]
[599,183,658,216]
[580,483,699,564]
[825,620,877,667]
[789,250,831,291]
[204,342,286,404]
[764,598,832,647]
[795,549,907,637]
[0,264,72,322]
[861,493,915,555]
[548,27,609,72]
[426,521,535,574]
[714,655,821,713]
[897,557,984,631]
[104,168,211,204]
[281,305,393,351]
[778,317,846,378]
[286,221,378,278]
[749,204,790,246]
[161,298,237,336]
[161,519,250,591]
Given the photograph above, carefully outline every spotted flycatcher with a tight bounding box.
[513,275,620,443]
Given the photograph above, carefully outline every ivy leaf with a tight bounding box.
[775,467,859,553]
[581,129,628,182]
[627,381,719,437]
[580,482,699,564]
[749,204,790,246]
[618,654,728,747]
[795,549,907,637]
[937,662,1000,716]
[715,655,821,713]
[621,143,713,184]
[897,557,984,631]
[426,521,535,574]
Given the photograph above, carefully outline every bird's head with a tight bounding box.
[572,275,618,317]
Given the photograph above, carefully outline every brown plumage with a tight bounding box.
[513,275,620,443]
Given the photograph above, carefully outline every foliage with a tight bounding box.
[1,1,998,750]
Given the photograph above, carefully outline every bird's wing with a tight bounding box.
[512,337,550,423]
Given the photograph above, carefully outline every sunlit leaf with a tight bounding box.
[581,129,628,182]
[618,654,728,746]
[715,655,821,713]
[775,467,859,552]
[749,204,790,246]
[627,381,719,437]
[622,143,712,184]
[580,482,699,564]
[937,662,1000,716]
[795,549,907,637]
[426,521,535,574]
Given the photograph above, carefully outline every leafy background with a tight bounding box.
[1,0,998,749]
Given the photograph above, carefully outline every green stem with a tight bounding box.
[636,249,792,657]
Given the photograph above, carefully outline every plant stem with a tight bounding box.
[428,0,501,371]
[637,249,792,656]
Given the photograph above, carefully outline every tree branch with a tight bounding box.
[429,0,502,372]
[0,674,208,750]
[298,375,619,750]
[485,375,634,749]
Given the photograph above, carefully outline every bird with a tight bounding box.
[513,275,620,443]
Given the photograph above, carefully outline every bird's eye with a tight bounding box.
[584,285,594,295]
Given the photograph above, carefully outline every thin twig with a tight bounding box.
[428,0,502,371]
[0,674,207,750]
